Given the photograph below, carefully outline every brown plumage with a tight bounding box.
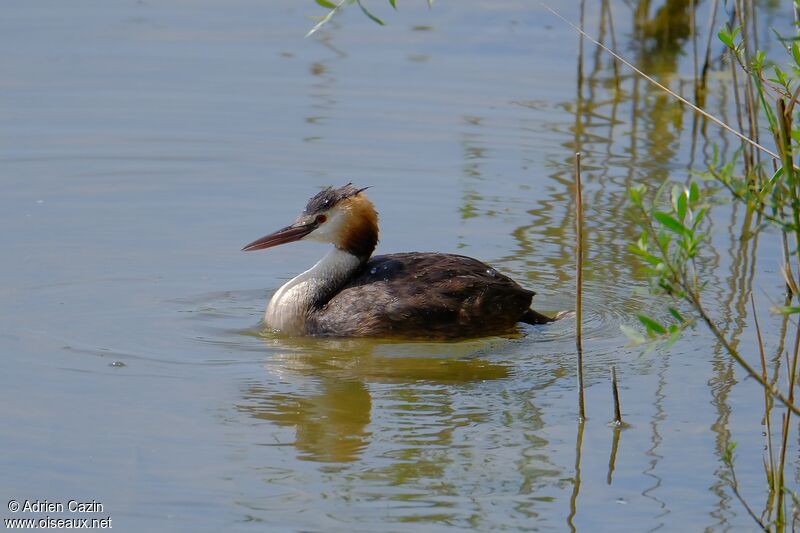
[309,252,548,338]
[243,184,555,338]
[336,194,379,259]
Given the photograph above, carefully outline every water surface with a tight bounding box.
[1,1,796,531]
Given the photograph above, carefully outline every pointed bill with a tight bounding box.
[242,222,315,252]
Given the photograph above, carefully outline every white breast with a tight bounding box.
[265,248,361,334]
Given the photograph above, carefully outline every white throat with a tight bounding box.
[265,247,362,334]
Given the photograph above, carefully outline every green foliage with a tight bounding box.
[717,24,741,52]
[627,17,800,530]
[307,0,433,37]
[628,181,710,296]
[622,181,706,347]
[627,16,800,344]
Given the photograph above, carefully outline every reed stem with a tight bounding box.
[575,152,585,420]
[611,365,623,425]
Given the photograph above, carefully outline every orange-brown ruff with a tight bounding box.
[243,184,553,338]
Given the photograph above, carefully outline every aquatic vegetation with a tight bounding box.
[307,0,432,37]
[625,5,800,530]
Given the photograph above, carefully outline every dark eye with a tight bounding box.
[315,214,327,224]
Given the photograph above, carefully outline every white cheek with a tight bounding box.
[306,208,346,243]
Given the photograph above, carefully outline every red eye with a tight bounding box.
[316,214,327,224]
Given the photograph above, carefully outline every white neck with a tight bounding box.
[265,247,362,334]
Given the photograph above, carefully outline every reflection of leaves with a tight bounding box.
[460,202,479,220]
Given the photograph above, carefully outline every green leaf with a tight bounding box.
[677,190,687,221]
[793,41,800,68]
[763,167,783,194]
[627,245,663,265]
[755,50,766,70]
[357,0,385,25]
[772,66,788,88]
[315,0,337,8]
[718,25,741,50]
[689,181,699,203]
[774,306,800,315]
[629,184,646,207]
[654,211,689,236]
[668,307,685,323]
[656,231,672,250]
[718,28,734,49]
[638,314,667,336]
[388,0,397,8]
[693,207,709,225]
[670,185,684,218]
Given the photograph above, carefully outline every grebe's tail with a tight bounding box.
[521,309,556,325]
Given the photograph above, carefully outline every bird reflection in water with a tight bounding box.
[236,336,511,463]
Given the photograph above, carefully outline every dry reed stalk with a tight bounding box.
[750,295,776,494]
[575,152,585,420]
[611,365,623,425]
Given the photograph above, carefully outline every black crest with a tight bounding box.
[303,183,368,215]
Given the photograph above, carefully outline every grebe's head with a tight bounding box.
[242,183,379,259]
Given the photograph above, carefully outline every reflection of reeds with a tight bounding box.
[540,3,780,161]
[566,417,584,532]
[548,3,800,527]
[601,0,620,91]
[607,424,621,485]
[689,0,719,167]
[606,365,626,486]
[575,152,585,421]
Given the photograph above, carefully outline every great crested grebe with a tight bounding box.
[243,184,555,338]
